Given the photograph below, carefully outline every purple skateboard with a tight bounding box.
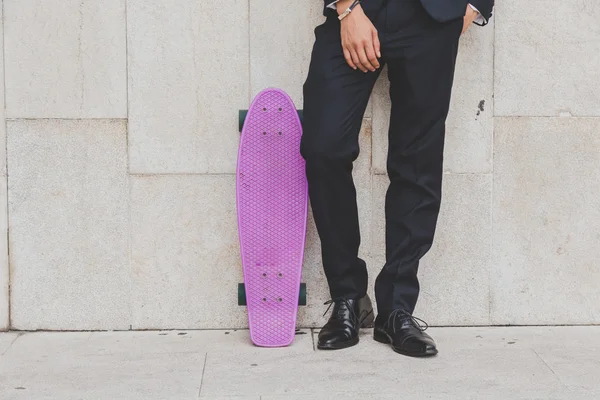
[236,88,308,347]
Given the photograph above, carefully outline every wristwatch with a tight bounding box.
[338,0,362,21]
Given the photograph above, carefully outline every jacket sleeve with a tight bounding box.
[468,0,494,26]
[323,0,337,16]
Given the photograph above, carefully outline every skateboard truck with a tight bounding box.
[239,109,304,132]
[238,283,307,306]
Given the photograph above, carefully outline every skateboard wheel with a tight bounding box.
[299,283,307,306]
[238,109,304,132]
[238,283,247,306]
[239,110,248,132]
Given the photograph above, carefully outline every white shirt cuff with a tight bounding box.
[468,4,487,25]
[327,1,339,10]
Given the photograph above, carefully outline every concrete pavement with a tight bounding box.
[1,327,599,399]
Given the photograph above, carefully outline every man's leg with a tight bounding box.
[375,16,462,316]
[302,17,383,300]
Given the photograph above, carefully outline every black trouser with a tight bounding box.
[301,0,462,316]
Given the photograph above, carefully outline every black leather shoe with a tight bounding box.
[373,309,438,357]
[317,295,374,350]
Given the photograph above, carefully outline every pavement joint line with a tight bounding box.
[198,352,208,399]
[1,332,24,356]
[532,348,567,388]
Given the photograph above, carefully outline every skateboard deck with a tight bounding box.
[236,88,308,347]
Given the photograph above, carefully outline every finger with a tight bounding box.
[357,45,376,72]
[343,47,357,70]
[365,39,380,69]
[350,48,367,73]
[372,29,381,58]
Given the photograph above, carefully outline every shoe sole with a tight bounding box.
[317,336,359,350]
[317,310,375,350]
[373,330,438,358]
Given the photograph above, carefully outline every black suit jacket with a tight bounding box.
[323,0,494,26]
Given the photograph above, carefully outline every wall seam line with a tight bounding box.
[2,0,11,331]
[489,6,496,326]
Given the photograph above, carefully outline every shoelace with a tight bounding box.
[323,298,359,323]
[387,309,429,334]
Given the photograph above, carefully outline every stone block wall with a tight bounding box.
[1,0,599,330]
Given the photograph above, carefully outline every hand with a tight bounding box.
[337,1,381,72]
[462,5,479,34]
